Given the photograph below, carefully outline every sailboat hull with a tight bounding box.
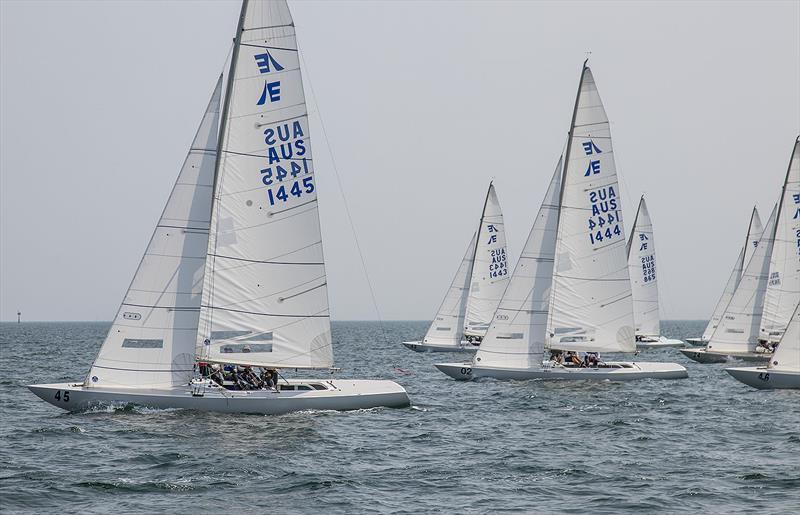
[679,348,771,364]
[434,361,688,381]
[27,379,410,415]
[725,367,800,389]
[402,341,478,353]
[636,336,685,349]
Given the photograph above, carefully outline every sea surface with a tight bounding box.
[1,320,798,514]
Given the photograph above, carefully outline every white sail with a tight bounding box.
[87,77,222,388]
[546,64,635,353]
[627,196,659,337]
[769,302,800,370]
[464,183,510,338]
[198,0,333,369]
[421,233,476,347]
[707,205,777,354]
[761,138,800,343]
[700,207,762,341]
[473,158,562,369]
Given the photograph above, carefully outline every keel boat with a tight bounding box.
[403,183,510,352]
[29,0,410,414]
[436,62,687,382]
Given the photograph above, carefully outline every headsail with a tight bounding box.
[627,196,659,337]
[464,183,510,338]
[546,63,635,353]
[474,158,562,369]
[198,0,333,369]
[87,77,223,388]
[421,233,476,347]
[768,302,800,370]
[707,205,777,354]
[761,137,800,344]
[701,207,762,341]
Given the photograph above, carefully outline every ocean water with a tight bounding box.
[1,320,798,514]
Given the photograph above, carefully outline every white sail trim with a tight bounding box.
[761,138,800,343]
[769,302,800,370]
[464,184,510,337]
[87,77,222,388]
[627,196,659,337]
[707,206,777,354]
[547,65,635,353]
[422,233,476,347]
[474,158,561,369]
[198,0,333,369]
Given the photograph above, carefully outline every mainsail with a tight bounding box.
[464,183,510,338]
[700,207,762,341]
[707,205,777,354]
[769,302,800,370]
[87,77,223,388]
[760,138,800,344]
[198,0,333,369]
[421,233,476,347]
[627,196,659,337]
[546,63,635,353]
[473,159,562,369]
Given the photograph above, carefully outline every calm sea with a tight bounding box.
[1,321,798,513]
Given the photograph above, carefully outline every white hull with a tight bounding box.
[401,341,478,353]
[434,361,688,381]
[685,337,707,347]
[725,367,800,389]
[679,348,771,364]
[636,336,685,349]
[28,379,410,415]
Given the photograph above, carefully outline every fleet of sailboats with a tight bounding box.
[402,183,509,353]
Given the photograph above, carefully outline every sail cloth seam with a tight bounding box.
[201,305,328,318]
[208,253,323,265]
[239,43,298,52]
[242,23,295,32]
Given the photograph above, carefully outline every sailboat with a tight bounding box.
[403,183,510,352]
[28,0,410,414]
[685,207,763,346]
[627,196,684,349]
[435,62,687,381]
[682,136,799,364]
[726,302,800,389]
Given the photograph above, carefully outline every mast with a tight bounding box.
[626,195,644,259]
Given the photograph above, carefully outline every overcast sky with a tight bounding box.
[1,0,798,322]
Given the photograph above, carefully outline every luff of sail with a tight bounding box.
[769,302,800,370]
[464,183,510,338]
[473,158,562,369]
[627,196,659,338]
[546,63,635,353]
[707,205,777,354]
[760,137,800,344]
[700,207,762,341]
[421,233,476,347]
[87,76,223,388]
[198,0,333,369]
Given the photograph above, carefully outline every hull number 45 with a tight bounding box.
[54,390,70,402]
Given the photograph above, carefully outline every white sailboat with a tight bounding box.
[403,183,510,352]
[685,207,763,346]
[726,302,800,389]
[435,62,687,382]
[627,196,684,349]
[683,136,799,364]
[29,0,410,414]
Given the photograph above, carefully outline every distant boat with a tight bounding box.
[726,302,800,389]
[402,183,509,353]
[682,136,799,364]
[626,195,684,349]
[685,207,763,347]
[435,62,687,381]
[28,0,409,414]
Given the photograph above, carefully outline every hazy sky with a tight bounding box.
[1,0,798,322]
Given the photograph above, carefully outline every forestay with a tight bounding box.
[198,0,333,369]
[761,138,800,344]
[421,233,476,347]
[700,207,762,341]
[546,64,635,353]
[769,302,800,370]
[707,206,777,354]
[627,196,659,337]
[474,159,562,369]
[87,77,222,388]
[464,184,510,338]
